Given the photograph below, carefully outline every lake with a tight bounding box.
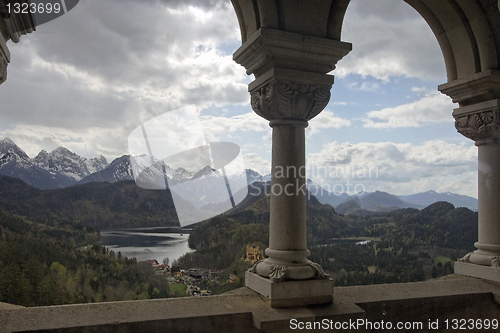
[99,227,195,263]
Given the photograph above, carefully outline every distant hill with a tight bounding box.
[183,188,478,275]
[335,197,366,215]
[0,175,184,229]
[306,179,350,207]
[361,191,422,211]
[334,191,421,215]
[399,190,478,211]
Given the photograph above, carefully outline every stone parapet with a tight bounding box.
[1,276,499,332]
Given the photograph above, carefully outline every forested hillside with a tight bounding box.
[0,209,170,306]
[177,196,477,292]
[0,175,180,229]
[0,174,479,302]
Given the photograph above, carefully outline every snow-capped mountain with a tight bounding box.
[79,155,136,184]
[0,138,479,212]
[79,154,178,188]
[0,137,32,168]
[230,169,271,185]
[172,167,194,184]
[0,138,76,189]
[34,146,108,181]
[0,138,30,161]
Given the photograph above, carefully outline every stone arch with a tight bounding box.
[231,0,500,87]
[406,0,500,83]
[231,0,350,43]
[231,0,500,303]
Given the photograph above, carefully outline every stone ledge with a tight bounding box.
[455,260,500,283]
[245,271,334,308]
[1,275,500,333]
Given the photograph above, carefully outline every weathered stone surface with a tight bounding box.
[233,26,351,298]
[1,276,500,332]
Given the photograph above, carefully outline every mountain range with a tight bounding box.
[0,137,478,212]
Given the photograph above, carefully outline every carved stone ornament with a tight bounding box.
[455,110,500,143]
[458,253,472,263]
[250,79,331,121]
[248,259,263,273]
[492,257,500,268]
[269,264,287,282]
[310,262,330,279]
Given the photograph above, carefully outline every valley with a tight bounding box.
[0,138,480,306]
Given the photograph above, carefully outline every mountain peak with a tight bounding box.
[173,167,193,182]
[52,146,73,154]
[0,137,31,161]
[192,166,218,180]
[0,137,19,150]
[33,146,109,182]
[0,137,15,145]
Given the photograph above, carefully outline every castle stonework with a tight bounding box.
[230,0,500,307]
[244,244,264,264]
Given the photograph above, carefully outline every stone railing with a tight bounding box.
[1,275,499,332]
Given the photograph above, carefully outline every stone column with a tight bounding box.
[250,72,333,282]
[233,28,351,307]
[453,100,500,270]
[440,71,500,281]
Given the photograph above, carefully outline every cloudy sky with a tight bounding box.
[0,0,478,197]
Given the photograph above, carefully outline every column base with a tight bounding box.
[454,260,500,283]
[461,244,500,266]
[245,271,334,308]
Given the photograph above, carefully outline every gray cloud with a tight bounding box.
[0,0,246,158]
[158,0,226,9]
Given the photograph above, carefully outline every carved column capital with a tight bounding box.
[250,78,332,121]
[453,100,500,145]
[233,27,350,121]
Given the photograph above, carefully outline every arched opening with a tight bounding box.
[231,0,500,305]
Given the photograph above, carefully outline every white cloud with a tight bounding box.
[200,112,270,142]
[0,0,475,199]
[347,81,380,92]
[307,140,477,197]
[243,153,271,176]
[307,111,351,137]
[361,88,456,128]
[335,0,446,82]
[0,0,247,133]
[1,124,130,160]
